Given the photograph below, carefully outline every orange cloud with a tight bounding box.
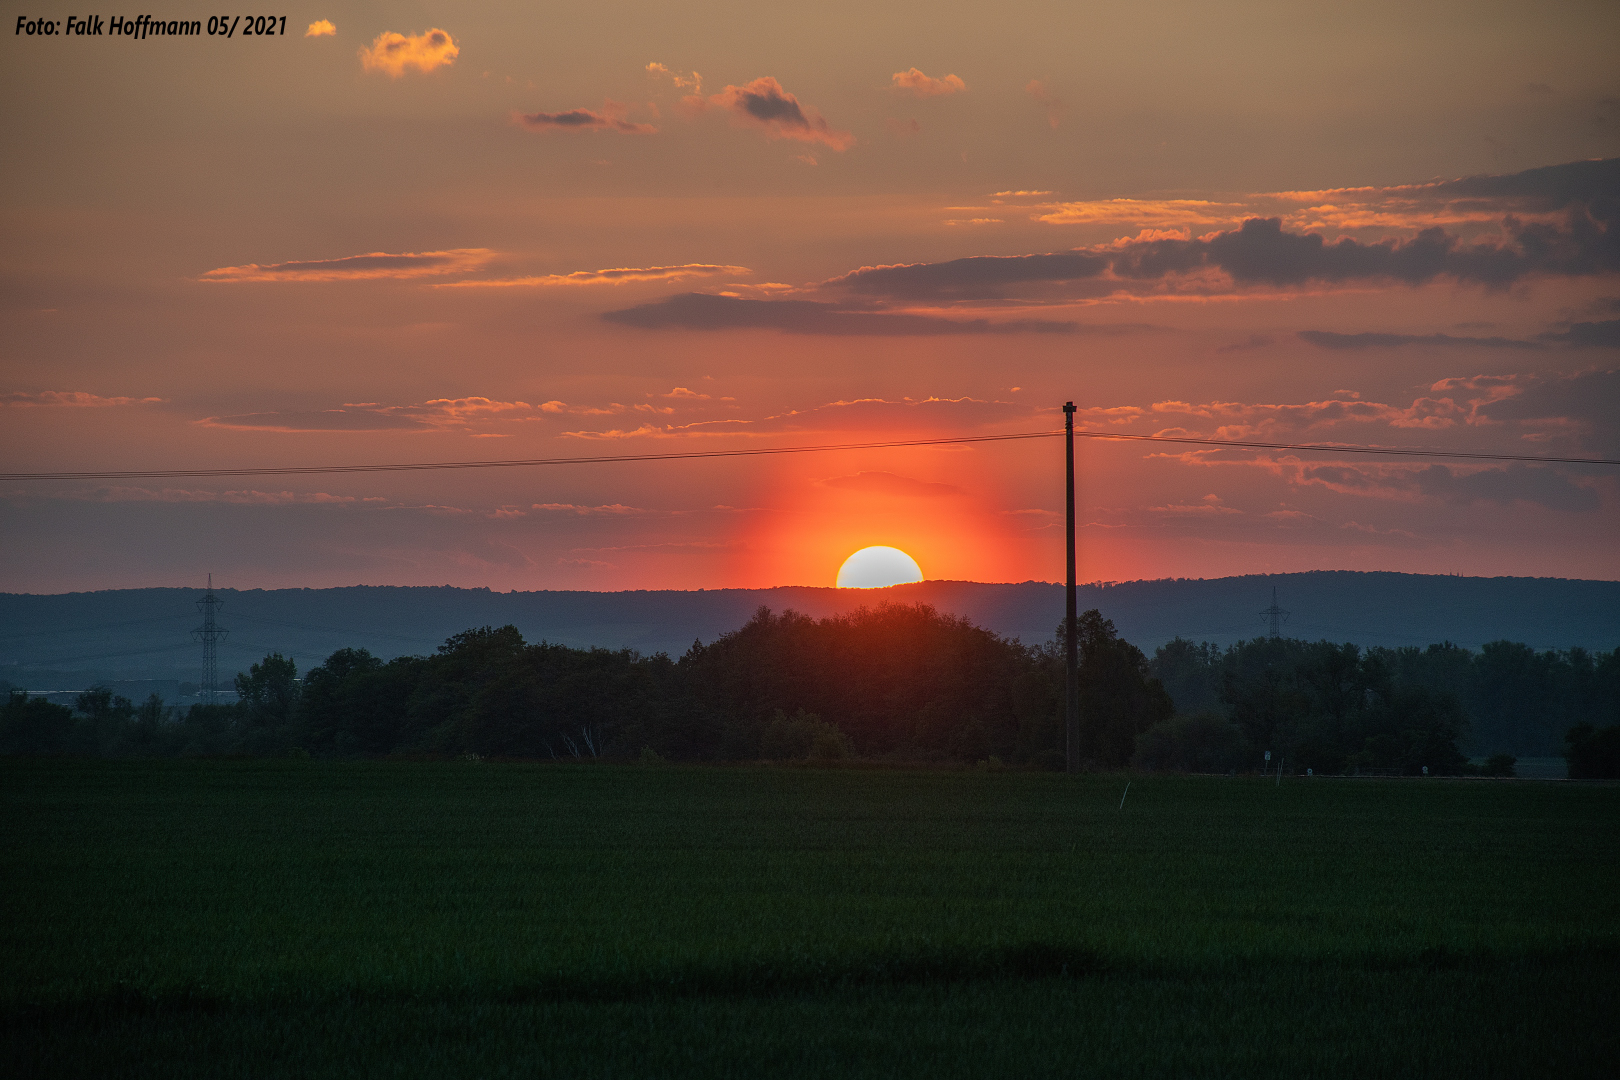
[197,397,559,432]
[890,68,966,97]
[645,63,707,118]
[1150,494,1241,515]
[359,28,458,77]
[1032,199,1248,227]
[708,77,854,151]
[1072,371,1618,457]
[514,100,656,135]
[603,292,1077,334]
[417,397,539,422]
[2,390,163,407]
[200,249,492,283]
[562,395,1034,439]
[532,503,651,515]
[437,263,749,288]
[1025,162,1618,240]
[646,62,701,91]
[837,160,1620,301]
[1200,458,1599,514]
[1025,79,1062,128]
[304,19,335,38]
[1141,396,1468,439]
[538,400,625,416]
[66,487,364,504]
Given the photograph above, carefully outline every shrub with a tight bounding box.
[0,692,75,755]
[1566,723,1620,779]
[1131,712,1250,773]
[761,709,851,762]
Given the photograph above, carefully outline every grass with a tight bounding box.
[2,759,1616,1077]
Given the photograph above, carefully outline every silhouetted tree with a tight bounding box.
[1219,638,1313,756]
[683,604,1035,762]
[1148,638,1223,715]
[73,687,136,756]
[299,647,396,754]
[1470,641,1560,755]
[234,653,300,753]
[1041,610,1174,768]
[5,612,1609,771]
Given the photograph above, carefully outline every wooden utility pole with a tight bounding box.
[1064,402,1079,773]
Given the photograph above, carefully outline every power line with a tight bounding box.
[1071,430,1618,466]
[0,432,1053,481]
[1,429,1615,483]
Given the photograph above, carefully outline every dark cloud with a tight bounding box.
[514,105,656,135]
[1468,368,1620,451]
[1299,318,1620,350]
[708,77,854,150]
[1424,156,1618,211]
[1298,330,1547,350]
[838,251,1109,301]
[1308,462,1601,513]
[600,293,1077,335]
[1539,319,1620,348]
[835,158,1618,300]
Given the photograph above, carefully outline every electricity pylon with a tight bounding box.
[1260,584,1290,639]
[191,574,229,702]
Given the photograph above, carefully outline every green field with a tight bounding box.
[3,760,1616,1077]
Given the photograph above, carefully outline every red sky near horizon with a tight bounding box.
[3,1,1618,593]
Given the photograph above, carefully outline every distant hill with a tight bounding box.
[3,572,1617,697]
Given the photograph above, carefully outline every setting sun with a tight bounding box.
[836,546,924,589]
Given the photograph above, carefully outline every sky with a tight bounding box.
[3,0,1618,594]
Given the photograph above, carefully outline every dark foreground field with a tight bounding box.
[3,761,1616,1078]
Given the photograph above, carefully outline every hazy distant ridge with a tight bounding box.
[3,572,1616,688]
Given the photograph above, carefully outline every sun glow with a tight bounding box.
[836,546,924,588]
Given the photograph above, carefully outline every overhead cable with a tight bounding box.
[2,429,1615,483]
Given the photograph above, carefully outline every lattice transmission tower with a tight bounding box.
[192,574,229,702]
[1259,584,1290,639]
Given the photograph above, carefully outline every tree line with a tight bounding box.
[3,603,1617,776]
[1149,635,1620,769]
